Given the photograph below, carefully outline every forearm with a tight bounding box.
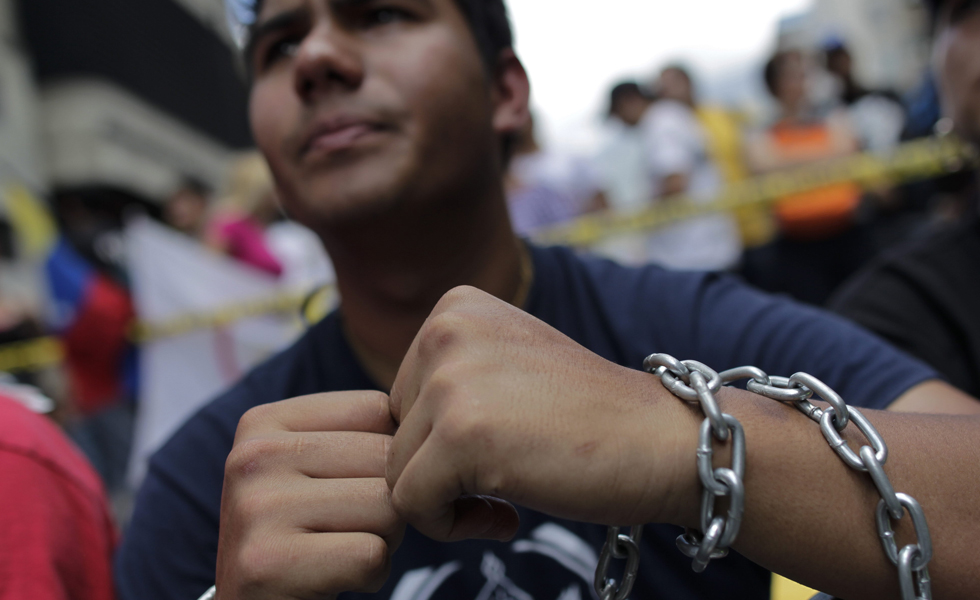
[667,389,980,599]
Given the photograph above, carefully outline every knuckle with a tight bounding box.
[475,462,509,498]
[226,437,279,478]
[418,312,470,357]
[237,403,275,434]
[360,390,391,416]
[436,285,480,310]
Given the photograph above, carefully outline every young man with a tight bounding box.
[116,1,980,599]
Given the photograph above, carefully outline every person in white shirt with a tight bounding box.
[638,68,742,271]
[592,82,655,264]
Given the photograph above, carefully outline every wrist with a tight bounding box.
[617,365,704,527]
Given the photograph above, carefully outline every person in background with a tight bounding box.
[659,65,776,249]
[207,154,285,277]
[638,66,742,270]
[823,39,906,153]
[592,81,655,264]
[162,178,212,241]
[221,152,335,290]
[0,390,116,600]
[595,82,654,214]
[505,115,607,235]
[742,49,870,305]
[832,0,980,398]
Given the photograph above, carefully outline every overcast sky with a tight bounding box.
[507,0,813,149]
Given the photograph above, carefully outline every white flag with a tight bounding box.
[126,216,304,488]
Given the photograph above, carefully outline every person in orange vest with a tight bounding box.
[743,49,873,305]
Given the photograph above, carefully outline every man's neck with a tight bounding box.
[321,191,525,390]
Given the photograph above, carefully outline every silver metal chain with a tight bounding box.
[592,353,934,600]
[647,354,749,573]
[200,353,933,600]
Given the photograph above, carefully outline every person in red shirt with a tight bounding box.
[0,393,116,600]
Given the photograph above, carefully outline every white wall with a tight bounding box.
[40,79,235,201]
[0,0,47,193]
[789,0,931,91]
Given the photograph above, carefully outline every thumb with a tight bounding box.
[443,496,521,542]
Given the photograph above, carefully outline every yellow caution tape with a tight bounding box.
[534,136,979,247]
[130,286,336,344]
[0,336,63,373]
[1,136,977,371]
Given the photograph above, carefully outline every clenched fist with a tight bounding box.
[215,391,405,599]
[386,286,699,543]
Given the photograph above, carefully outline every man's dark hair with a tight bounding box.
[247,0,514,70]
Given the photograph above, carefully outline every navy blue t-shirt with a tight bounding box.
[117,245,937,600]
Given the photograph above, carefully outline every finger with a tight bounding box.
[237,390,395,437]
[389,323,424,425]
[390,289,483,423]
[389,440,518,542]
[227,432,391,480]
[287,478,405,543]
[273,532,396,596]
[385,391,432,492]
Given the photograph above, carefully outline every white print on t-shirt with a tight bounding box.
[389,524,602,600]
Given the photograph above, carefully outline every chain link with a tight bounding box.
[203,353,936,600]
[602,353,935,600]
[594,526,643,600]
[647,354,747,572]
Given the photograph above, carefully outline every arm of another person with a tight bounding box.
[889,379,980,414]
[0,449,114,600]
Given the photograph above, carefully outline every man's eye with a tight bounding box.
[366,7,411,26]
[263,38,300,66]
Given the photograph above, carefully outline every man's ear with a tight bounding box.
[490,49,531,138]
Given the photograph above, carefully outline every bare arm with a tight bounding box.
[707,391,980,599]
[888,379,980,415]
[386,287,980,600]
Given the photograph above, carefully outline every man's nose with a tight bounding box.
[293,23,365,101]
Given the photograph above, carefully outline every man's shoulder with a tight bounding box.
[531,244,723,299]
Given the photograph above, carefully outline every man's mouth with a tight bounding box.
[300,116,385,157]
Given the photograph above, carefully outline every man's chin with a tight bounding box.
[285,181,407,231]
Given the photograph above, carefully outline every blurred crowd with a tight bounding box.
[2,19,977,524]
[506,41,976,305]
[0,3,977,598]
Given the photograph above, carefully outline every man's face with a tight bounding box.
[248,0,508,230]
[935,0,980,144]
